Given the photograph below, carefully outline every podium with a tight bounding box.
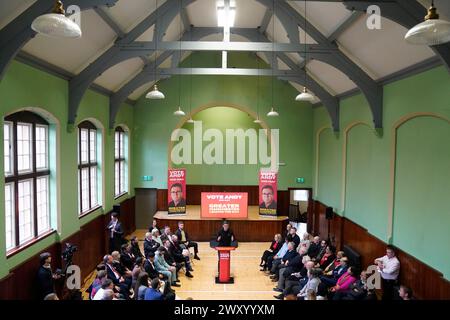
[215,247,236,284]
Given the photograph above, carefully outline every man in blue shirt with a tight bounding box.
[144,278,164,300]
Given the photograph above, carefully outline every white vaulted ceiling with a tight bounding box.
[0,0,442,103]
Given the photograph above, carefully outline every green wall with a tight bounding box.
[313,65,450,280]
[133,52,313,190]
[0,60,134,279]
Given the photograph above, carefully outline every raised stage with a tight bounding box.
[154,205,289,242]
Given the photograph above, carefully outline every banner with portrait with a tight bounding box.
[259,171,278,216]
[168,169,186,214]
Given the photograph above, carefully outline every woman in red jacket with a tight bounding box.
[260,234,283,271]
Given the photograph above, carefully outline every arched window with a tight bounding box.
[78,121,100,215]
[114,127,128,197]
[4,111,51,251]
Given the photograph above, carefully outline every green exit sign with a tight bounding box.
[296,177,305,184]
[142,176,153,181]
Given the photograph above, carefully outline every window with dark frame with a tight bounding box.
[114,127,127,197]
[4,111,51,252]
[78,121,99,215]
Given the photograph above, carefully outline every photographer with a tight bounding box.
[36,252,61,300]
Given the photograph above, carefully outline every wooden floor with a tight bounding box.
[82,230,278,300]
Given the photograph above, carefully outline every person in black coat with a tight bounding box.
[260,234,283,270]
[36,252,60,300]
[288,227,301,250]
[307,236,321,258]
[107,212,124,253]
[120,243,136,271]
[216,221,236,247]
[130,236,143,259]
[144,252,163,280]
[175,221,200,260]
[168,235,193,278]
[143,232,160,258]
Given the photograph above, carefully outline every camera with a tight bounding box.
[62,243,78,265]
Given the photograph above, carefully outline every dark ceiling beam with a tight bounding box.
[0,0,119,82]
[68,0,195,127]
[256,0,383,130]
[94,6,125,39]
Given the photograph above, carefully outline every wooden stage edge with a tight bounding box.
[154,205,289,242]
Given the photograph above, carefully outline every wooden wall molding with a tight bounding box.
[312,200,450,300]
[0,197,136,300]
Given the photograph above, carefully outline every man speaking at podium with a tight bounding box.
[216,221,236,247]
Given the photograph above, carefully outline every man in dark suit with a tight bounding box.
[144,232,160,258]
[216,221,236,247]
[169,235,194,278]
[175,221,200,260]
[130,236,143,259]
[307,236,321,258]
[120,243,135,271]
[270,242,298,283]
[259,185,277,210]
[288,227,301,249]
[144,252,162,280]
[107,212,124,253]
[103,254,130,299]
[36,252,60,300]
[319,257,349,288]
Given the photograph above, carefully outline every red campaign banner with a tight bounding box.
[201,193,248,219]
[168,169,186,214]
[259,171,278,216]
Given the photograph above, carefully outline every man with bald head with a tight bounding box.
[275,260,315,299]
[307,236,321,259]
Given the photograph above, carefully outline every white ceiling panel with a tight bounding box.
[94,57,144,91]
[234,0,266,28]
[307,59,357,95]
[22,9,117,74]
[186,0,217,27]
[107,0,164,33]
[337,16,436,79]
[129,82,154,100]
[289,1,352,38]
[0,0,36,30]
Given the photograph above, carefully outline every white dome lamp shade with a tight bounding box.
[253,116,262,124]
[174,107,186,116]
[295,87,315,102]
[31,0,82,38]
[187,117,195,123]
[405,1,450,45]
[146,84,165,99]
[267,107,279,117]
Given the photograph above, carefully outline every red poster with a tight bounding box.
[168,169,186,214]
[201,193,248,219]
[259,171,278,216]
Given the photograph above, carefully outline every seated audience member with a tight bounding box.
[329,266,359,300]
[175,221,200,260]
[144,232,159,258]
[274,260,314,300]
[316,245,336,270]
[399,285,414,300]
[337,270,377,300]
[160,226,172,242]
[111,251,132,279]
[103,255,131,298]
[144,252,162,280]
[284,224,292,240]
[153,229,163,247]
[134,272,149,300]
[260,234,283,270]
[132,257,145,288]
[93,279,116,300]
[130,236,143,259]
[320,257,349,287]
[145,278,164,300]
[266,235,292,274]
[323,251,345,275]
[270,242,298,282]
[163,239,183,276]
[314,240,329,262]
[274,246,308,292]
[297,268,322,300]
[155,247,179,286]
[37,252,59,300]
[299,233,311,252]
[374,245,400,300]
[120,243,136,271]
[169,235,194,278]
[307,236,321,259]
[288,227,300,249]
[44,293,59,300]
[149,220,162,233]
[90,270,107,300]
[101,289,115,301]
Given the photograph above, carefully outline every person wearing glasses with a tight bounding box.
[168,183,186,209]
[259,185,277,210]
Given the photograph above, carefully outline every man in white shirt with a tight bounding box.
[374,245,400,300]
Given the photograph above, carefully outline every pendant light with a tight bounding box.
[295,0,315,103]
[174,107,186,116]
[405,1,450,45]
[267,0,279,118]
[146,0,165,99]
[31,0,82,38]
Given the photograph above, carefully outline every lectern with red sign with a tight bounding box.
[215,247,236,283]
